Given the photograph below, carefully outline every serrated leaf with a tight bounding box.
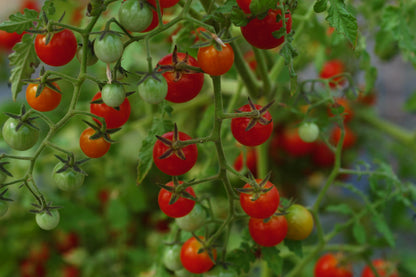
[0,10,38,33]
[371,213,395,247]
[9,34,40,101]
[226,242,256,274]
[136,118,173,184]
[314,0,328,13]
[262,247,283,275]
[42,0,56,17]
[327,0,358,48]
[325,203,354,215]
[352,221,366,244]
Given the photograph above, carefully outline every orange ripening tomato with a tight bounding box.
[320,60,346,88]
[197,43,234,76]
[79,128,111,158]
[26,83,62,112]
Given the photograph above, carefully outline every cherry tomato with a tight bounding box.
[62,265,81,277]
[35,29,77,66]
[361,259,399,277]
[90,92,131,129]
[163,244,183,271]
[175,203,206,232]
[236,0,251,14]
[119,0,153,32]
[231,103,273,146]
[52,162,85,191]
[0,30,24,52]
[280,126,315,157]
[20,0,40,12]
[35,209,60,230]
[148,0,180,8]
[0,201,8,217]
[314,253,353,277]
[298,122,320,143]
[76,42,98,66]
[197,43,234,76]
[79,127,111,158]
[93,33,124,63]
[157,52,204,103]
[138,76,168,104]
[240,179,280,219]
[330,125,357,149]
[320,60,346,88]
[2,118,39,151]
[248,215,288,247]
[19,258,46,277]
[241,9,292,49]
[153,131,198,176]
[328,98,354,123]
[311,142,335,168]
[26,83,61,112]
[233,147,257,176]
[101,83,126,108]
[285,204,314,240]
[141,2,163,32]
[158,181,196,218]
[180,236,217,274]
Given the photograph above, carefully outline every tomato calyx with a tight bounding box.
[192,235,217,265]
[235,98,274,132]
[82,120,119,143]
[158,178,197,205]
[53,155,88,177]
[0,162,13,182]
[5,105,39,132]
[236,172,274,201]
[24,70,62,97]
[155,124,195,161]
[30,201,61,216]
[0,189,13,202]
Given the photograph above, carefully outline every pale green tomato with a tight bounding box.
[163,244,183,271]
[102,83,126,107]
[175,204,206,232]
[2,118,39,151]
[35,209,60,230]
[118,0,153,32]
[298,122,319,142]
[94,33,124,64]
[138,76,168,104]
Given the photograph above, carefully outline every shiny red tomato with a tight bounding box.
[361,259,399,277]
[231,103,273,146]
[330,125,357,149]
[320,60,346,88]
[197,43,234,76]
[314,253,353,277]
[158,181,196,218]
[19,258,46,277]
[35,29,77,66]
[180,236,217,274]
[240,179,280,219]
[249,215,288,247]
[241,9,292,49]
[79,127,111,158]
[157,52,204,103]
[280,126,315,157]
[0,30,24,52]
[26,83,61,112]
[55,230,80,254]
[90,92,131,129]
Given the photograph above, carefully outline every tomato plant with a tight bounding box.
[26,82,62,112]
[101,83,126,108]
[93,33,124,64]
[180,236,217,274]
[35,29,77,67]
[138,75,168,104]
[314,253,353,277]
[157,181,196,218]
[90,92,131,129]
[248,214,288,247]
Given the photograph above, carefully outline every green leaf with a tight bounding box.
[0,10,38,33]
[314,0,328,13]
[42,0,56,17]
[250,0,276,15]
[262,247,283,274]
[325,203,354,215]
[327,0,358,47]
[226,242,256,274]
[284,239,303,257]
[352,221,366,244]
[359,50,377,94]
[230,8,249,27]
[8,34,40,101]
[106,198,129,230]
[371,213,395,247]
[136,118,173,184]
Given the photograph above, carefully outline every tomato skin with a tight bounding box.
[101,83,126,108]
[361,259,399,277]
[35,29,77,66]
[0,30,24,51]
[320,60,345,88]
[79,127,111,158]
[2,118,39,151]
[231,104,273,147]
[163,244,183,271]
[158,181,196,218]
[197,43,234,76]
[52,162,85,191]
[153,131,198,176]
[241,9,292,49]
[280,126,315,157]
[55,231,80,254]
[240,180,280,219]
[141,2,163,32]
[236,0,251,13]
[35,209,60,230]
[248,215,288,247]
[180,236,217,274]
[90,92,131,129]
[298,122,320,143]
[93,33,124,63]
[119,0,153,32]
[62,265,81,277]
[285,204,314,240]
[157,52,204,103]
[314,253,353,277]
[138,76,168,104]
[26,83,61,112]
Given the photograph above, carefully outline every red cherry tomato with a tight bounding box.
[248,215,288,247]
[0,30,24,52]
[197,43,234,76]
[311,142,335,168]
[231,103,273,147]
[141,2,163,32]
[157,52,204,103]
[241,9,292,49]
[35,29,78,66]
[26,83,61,112]
[361,259,399,277]
[90,92,131,129]
[79,127,111,158]
[180,236,217,274]
[240,179,280,219]
[20,0,40,12]
[280,126,315,157]
[236,0,251,13]
[314,253,353,277]
[153,131,198,176]
[320,60,346,88]
[158,181,196,218]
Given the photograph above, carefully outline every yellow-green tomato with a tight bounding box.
[285,204,314,240]
[298,122,319,143]
[175,203,206,232]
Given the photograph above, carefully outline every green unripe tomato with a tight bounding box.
[102,83,126,107]
[175,203,206,232]
[174,268,192,277]
[94,33,124,64]
[0,201,8,217]
[52,162,85,191]
[36,209,60,230]
[298,122,319,143]
[163,244,183,272]
[2,118,39,151]
[138,76,168,104]
[118,0,153,32]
